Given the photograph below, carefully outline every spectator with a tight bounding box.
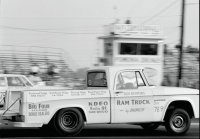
[31,63,40,75]
[27,72,42,85]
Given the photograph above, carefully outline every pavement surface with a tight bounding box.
[0,119,199,139]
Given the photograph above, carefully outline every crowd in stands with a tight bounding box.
[0,63,85,89]
[0,48,199,90]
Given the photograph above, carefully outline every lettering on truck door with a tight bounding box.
[111,70,154,123]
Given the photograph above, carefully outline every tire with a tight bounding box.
[165,109,191,135]
[140,123,160,130]
[53,108,84,136]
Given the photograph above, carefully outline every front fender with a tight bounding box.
[161,97,197,121]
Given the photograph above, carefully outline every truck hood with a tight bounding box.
[153,86,199,96]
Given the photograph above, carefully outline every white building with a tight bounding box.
[98,23,164,85]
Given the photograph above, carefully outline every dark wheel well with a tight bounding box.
[56,107,86,121]
[47,107,87,126]
[164,101,194,121]
[75,107,87,122]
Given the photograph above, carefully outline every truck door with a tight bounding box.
[111,70,154,123]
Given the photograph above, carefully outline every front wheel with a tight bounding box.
[53,108,84,136]
[165,109,191,135]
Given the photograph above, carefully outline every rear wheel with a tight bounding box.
[140,123,160,130]
[165,109,191,135]
[53,108,84,136]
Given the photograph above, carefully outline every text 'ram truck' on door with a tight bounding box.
[0,66,199,136]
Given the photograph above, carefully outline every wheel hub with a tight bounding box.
[173,116,184,128]
[63,115,73,126]
[60,111,78,129]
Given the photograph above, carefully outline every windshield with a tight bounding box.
[142,69,156,86]
[20,76,33,87]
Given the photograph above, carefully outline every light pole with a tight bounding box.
[177,0,185,87]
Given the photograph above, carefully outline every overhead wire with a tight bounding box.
[0,25,104,35]
[140,0,179,25]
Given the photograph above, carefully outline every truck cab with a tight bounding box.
[86,66,159,123]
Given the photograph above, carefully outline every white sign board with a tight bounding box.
[105,24,162,37]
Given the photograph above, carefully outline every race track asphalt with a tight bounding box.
[0,119,199,139]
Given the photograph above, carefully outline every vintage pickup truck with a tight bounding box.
[0,66,199,136]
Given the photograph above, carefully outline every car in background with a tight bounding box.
[0,74,34,89]
[0,74,34,108]
[0,74,69,109]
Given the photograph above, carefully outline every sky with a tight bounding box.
[0,0,199,70]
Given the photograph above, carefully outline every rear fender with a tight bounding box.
[46,104,88,124]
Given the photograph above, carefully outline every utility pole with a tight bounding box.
[177,0,185,87]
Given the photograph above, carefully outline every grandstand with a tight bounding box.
[163,48,199,89]
[0,45,199,89]
[0,45,75,75]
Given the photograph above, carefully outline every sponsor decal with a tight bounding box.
[120,108,145,113]
[28,90,107,98]
[123,91,145,96]
[87,90,107,96]
[154,99,165,112]
[154,106,164,113]
[28,103,50,116]
[88,101,109,114]
[130,108,144,112]
[117,99,150,105]
[154,99,166,105]
[70,91,86,96]
[29,91,48,97]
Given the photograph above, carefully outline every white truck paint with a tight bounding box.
[0,66,199,136]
